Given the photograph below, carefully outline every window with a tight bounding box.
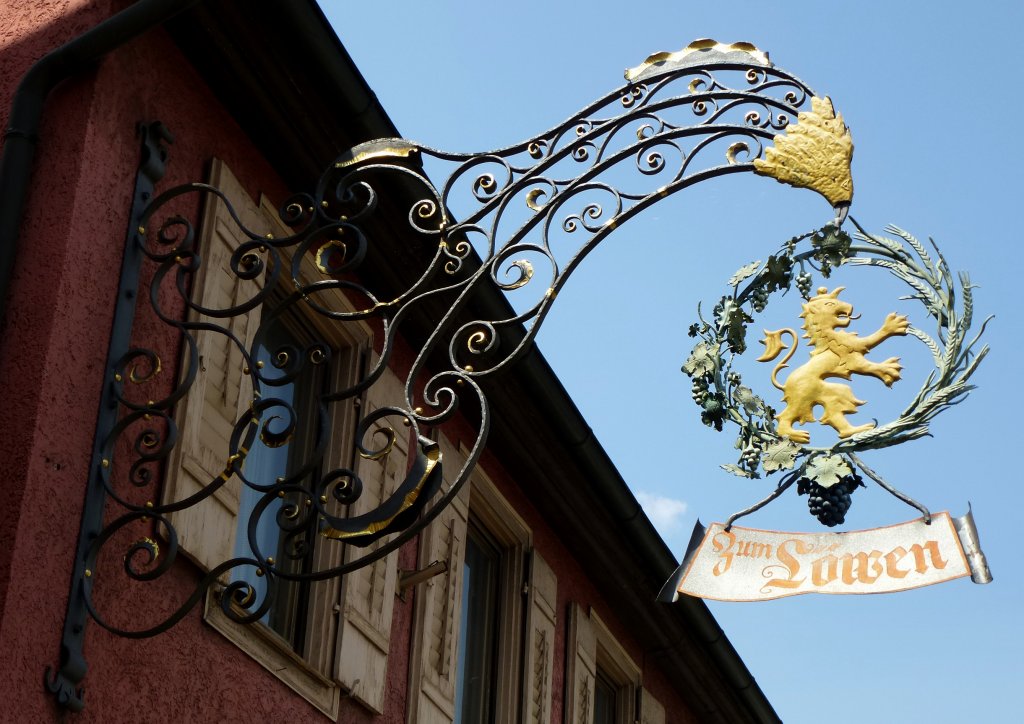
[231,317,324,649]
[408,435,557,724]
[161,159,403,717]
[594,669,618,724]
[455,521,502,722]
[565,605,660,724]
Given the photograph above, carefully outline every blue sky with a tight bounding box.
[325,2,1023,721]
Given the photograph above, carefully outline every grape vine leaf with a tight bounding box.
[721,463,754,478]
[729,260,761,288]
[761,440,801,472]
[763,254,793,292]
[682,341,716,377]
[804,454,852,488]
[733,386,763,414]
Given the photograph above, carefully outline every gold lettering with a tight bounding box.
[743,542,773,559]
[812,554,839,586]
[909,541,947,573]
[712,529,736,576]
[885,546,910,578]
[840,550,884,585]
[762,539,808,590]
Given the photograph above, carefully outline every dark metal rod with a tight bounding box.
[849,452,931,523]
[43,121,172,711]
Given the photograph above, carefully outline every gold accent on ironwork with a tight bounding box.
[84,569,92,578]
[114,373,122,382]
[756,287,908,443]
[315,239,347,274]
[137,226,145,235]
[726,142,750,165]
[360,430,395,462]
[129,356,162,384]
[499,260,534,290]
[526,189,546,211]
[464,365,474,373]
[101,459,110,468]
[144,501,153,509]
[334,141,420,169]
[322,444,441,542]
[753,96,854,206]
[625,39,770,81]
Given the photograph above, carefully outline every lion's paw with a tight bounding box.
[783,429,810,444]
[884,312,910,336]
[876,357,903,386]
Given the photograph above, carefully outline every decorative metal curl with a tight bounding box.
[52,45,868,710]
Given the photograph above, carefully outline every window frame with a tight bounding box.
[161,160,375,718]
[407,437,539,724]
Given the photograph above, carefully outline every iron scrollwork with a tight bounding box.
[50,41,849,708]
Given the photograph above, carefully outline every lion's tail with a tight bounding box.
[756,328,798,391]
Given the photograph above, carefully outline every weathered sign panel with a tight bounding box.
[661,511,990,602]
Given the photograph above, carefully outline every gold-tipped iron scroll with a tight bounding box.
[753,96,854,207]
[625,39,770,81]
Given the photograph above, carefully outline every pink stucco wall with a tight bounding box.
[0,3,700,722]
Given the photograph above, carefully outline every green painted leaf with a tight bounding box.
[682,341,716,377]
[761,440,801,472]
[721,463,754,478]
[763,254,793,292]
[733,386,763,414]
[804,454,852,488]
[729,260,761,287]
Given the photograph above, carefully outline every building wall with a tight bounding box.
[0,3,699,722]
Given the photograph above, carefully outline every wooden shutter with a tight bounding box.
[408,433,469,724]
[522,550,557,724]
[163,160,271,571]
[565,602,597,724]
[640,687,666,724]
[335,360,407,712]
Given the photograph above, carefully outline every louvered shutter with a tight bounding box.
[523,550,557,724]
[565,602,597,724]
[640,687,666,724]
[163,160,271,571]
[335,360,407,712]
[408,433,469,724]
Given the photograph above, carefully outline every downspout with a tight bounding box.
[0,0,203,337]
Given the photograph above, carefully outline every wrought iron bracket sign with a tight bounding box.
[47,40,988,709]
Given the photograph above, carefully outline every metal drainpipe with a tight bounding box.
[0,0,203,337]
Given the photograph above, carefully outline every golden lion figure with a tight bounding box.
[757,286,909,444]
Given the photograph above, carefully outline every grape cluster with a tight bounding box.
[691,377,709,405]
[797,472,864,527]
[750,286,770,313]
[739,446,760,471]
[795,271,814,299]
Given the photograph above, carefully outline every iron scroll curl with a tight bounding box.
[53,41,860,707]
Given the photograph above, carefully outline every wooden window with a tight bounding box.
[408,436,557,724]
[639,687,666,724]
[565,605,645,724]
[162,159,404,718]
